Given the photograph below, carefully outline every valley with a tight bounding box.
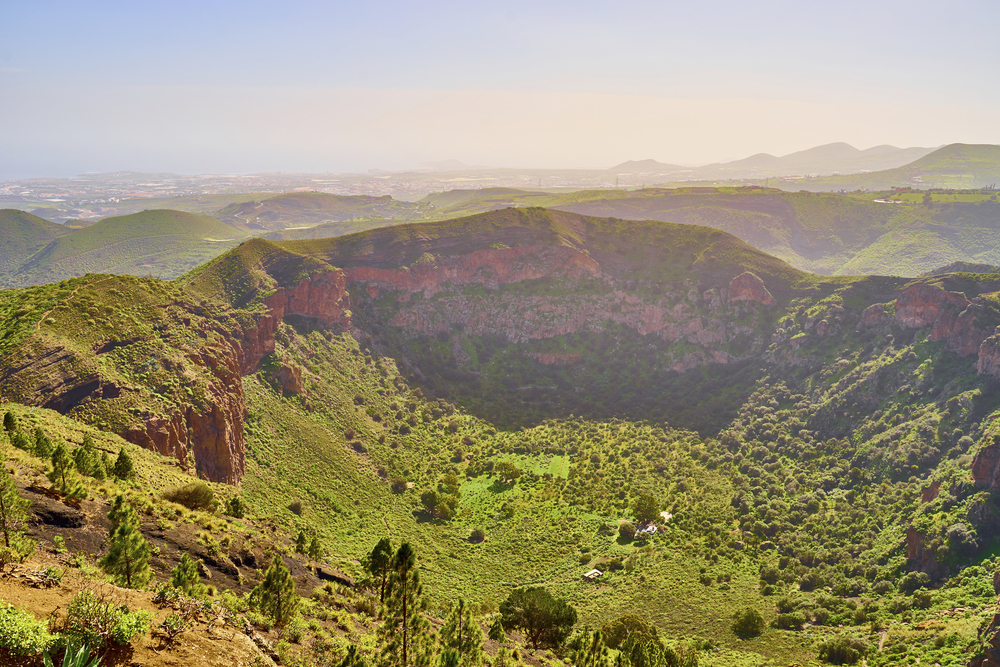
[3,207,1000,666]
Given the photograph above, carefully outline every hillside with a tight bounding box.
[772,143,1000,192]
[0,209,70,280]
[6,210,248,287]
[214,192,430,232]
[5,213,1000,666]
[411,187,1000,277]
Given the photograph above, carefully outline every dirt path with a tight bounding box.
[33,276,114,331]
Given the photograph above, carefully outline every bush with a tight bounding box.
[618,522,636,541]
[470,528,486,543]
[732,607,765,638]
[62,589,153,649]
[163,482,216,512]
[0,602,55,656]
[818,635,870,664]
[771,612,805,630]
[288,500,304,516]
[225,495,247,519]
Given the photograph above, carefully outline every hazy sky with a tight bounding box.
[2,0,998,178]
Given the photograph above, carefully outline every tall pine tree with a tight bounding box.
[255,554,299,625]
[378,542,432,667]
[48,443,86,500]
[0,465,30,552]
[365,537,394,604]
[99,498,151,588]
[441,598,484,666]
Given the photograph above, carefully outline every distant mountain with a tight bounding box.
[6,209,247,287]
[610,143,937,181]
[608,159,688,173]
[214,192,429,232]
[0,209,70,277]
[778,143,1000,191]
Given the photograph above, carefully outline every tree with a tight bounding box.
[499,587,577,649]
[493,461,521,484]
[631,494,659,525]
[618,522,636,541]
[731,607,765,638]
[439,650,460,667]
[338,644,368,667]
[569,629,609,667]
[112,448,134,480]
[488,617,506,643]
[618,633,686,667]
[378,542,432,667]
[365,537,394,604]
[73,435,102,479]
[99,499,151,589]
[10,431,32,454]
[3,411,16,433]
[34,428,53,458]
[295,529,308,554]
[600,614,658,649]
[255,554,299,625]
[169,552,204,596]
[0,465,31,557]
[309,535,324,560]
[420,489,438,514]
[48,443,86,500]
[107,493,137,530]
[225,495,247,518]
[441,598,483,666]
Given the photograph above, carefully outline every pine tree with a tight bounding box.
[309,535,323,560]
[338,644,368,667]
[113,448,135,480]
[255,554,299,625]
[10,431,32,454]
[73,435,101,478]
[365,537,394,604]
[34,428,53,458]
[3,411,16,433]
[170,552,204,596]
[107,493,136,530]
[441,598,484,666]
[378,542,432,667]
[570,629,610,667]
[439,650,460,667]
[488,617,506,643]
[99,498,151,589]
[0,465,30,550]
[98,452,112,480]
[48,443,86,500]
[295,529,308,554]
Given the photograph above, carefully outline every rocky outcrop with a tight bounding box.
[859,282,993,362]
[977,330,1000,379]
[265,269,351,327]
[726,272,776,306]
[273,362,305,395]
[906,527,947,579]
[345,245,601,296]
[973,436,1000,490]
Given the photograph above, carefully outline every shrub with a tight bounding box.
[0,602,55,656]
[288,500,304,515]
[732,607,765,638]
[225,495,247,519]
[163,482,216,512]
[618,522,636,541]
[818,635,870,664]
[62,589,153,649]
[771,612,805,630]
[470,528,486,543]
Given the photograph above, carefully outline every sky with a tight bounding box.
[1,0,998,178]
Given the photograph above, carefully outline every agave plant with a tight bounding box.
[43,643,101,667]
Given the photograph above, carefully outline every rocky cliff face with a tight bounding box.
[0,269,352,484]
[860,282,994,363]
[348,246,777,372]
